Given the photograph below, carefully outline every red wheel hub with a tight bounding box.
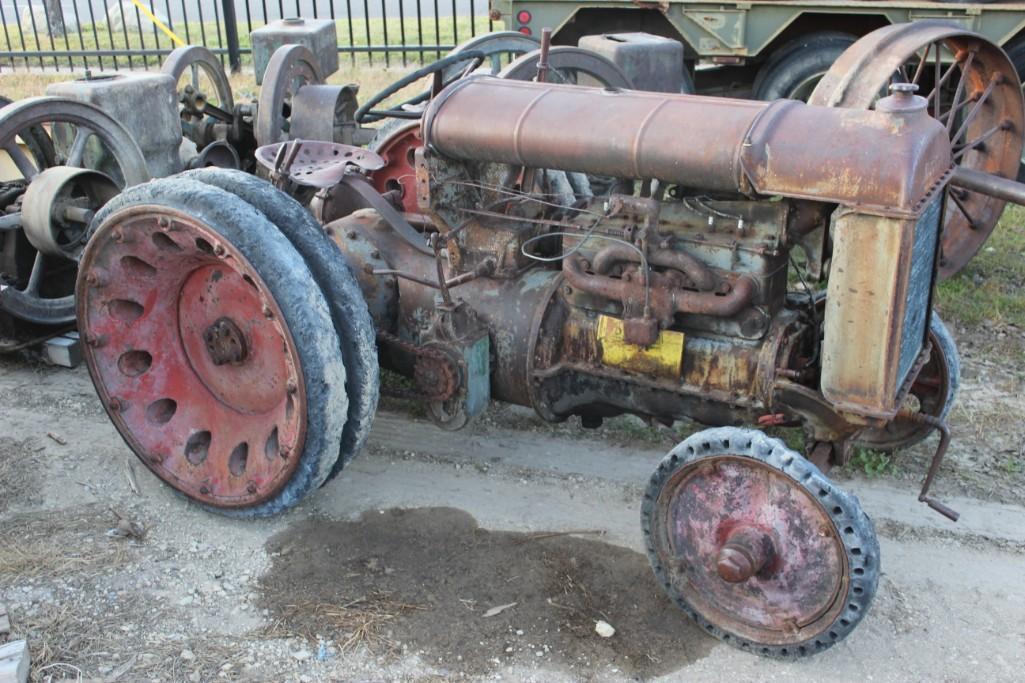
[370,122,422,214]
[77,208,306,508]
[657,456,847,645]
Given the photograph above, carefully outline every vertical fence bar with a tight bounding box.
[338,0,355,67]
[398,0,406,65]
[33,0,59,69]
[213,0,226,67]
[362,0,372,65]
[222,0,241,72]
[181,0,193,45]
[87,0,104,71]
[470,0,475,37]
[148,0,163,57]
[132,1,150,68]
[242,0,253,36]
[70,0,89,70]
[415,0,423,62]
[116,0,136,69]
[9,0,37,69]
[450,0,457,48]
[380,0,389,67]
[433,0,439,59]
[0,2,15,70]
[197,0,209,52]
[311,0,318,18]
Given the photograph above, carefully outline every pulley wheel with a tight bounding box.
[77,178,347,516]
[0,96,148,325]
[368,119,422,214]
[642,427,879,657]
[809,22,1025,279]
[181,168,379,478]
[161,44,235,117]
[256,45,324,146]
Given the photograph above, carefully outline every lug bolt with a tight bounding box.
[347,230,358,239]
[157,216,171,228]
[150,454,164,465]
[213,244,226,256]
[108,397,122,412]
[280,446,292,460]
[287,381,298,395]
[247,481,258,494]
[200,485,210,495]
[262,304,273,319]
[370,249,381,259]
[111,229,124,243]
[85,271,104,287]
[86,334,107,348]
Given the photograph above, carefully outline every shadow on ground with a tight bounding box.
[257,507,713,678]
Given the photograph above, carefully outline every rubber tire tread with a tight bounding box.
[84,178,347,517]
[641,427,880,659]
[181,169,379,479]
[753,32,856,101]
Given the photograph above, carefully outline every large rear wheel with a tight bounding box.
[77,178,347,516]
[182,168,379,477]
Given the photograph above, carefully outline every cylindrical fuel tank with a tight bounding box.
[422,77,951,212]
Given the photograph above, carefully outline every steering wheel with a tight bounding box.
[354,50,486,124]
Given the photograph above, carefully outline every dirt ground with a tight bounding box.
[1,342,1024,682]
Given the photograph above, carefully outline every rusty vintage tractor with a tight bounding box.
[67,25,1025,657]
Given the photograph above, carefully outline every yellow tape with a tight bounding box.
[597,315,685,379]
[127,0,187,48]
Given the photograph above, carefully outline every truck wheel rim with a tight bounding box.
[77,206,307,507]
[650,455,848,646]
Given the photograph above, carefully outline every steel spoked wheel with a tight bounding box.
[0,97,148,325]
[77,178,347,516]
[809,22,1025,279]
[256,45,324,146]
[162,45,235,116]
[856,314,960,452]
[642,427,879,658]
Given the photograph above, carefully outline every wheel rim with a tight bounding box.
[369,121,422,214]
[162,45,235,116]
[855,328,953,450]
[444,31,540,79]
[650,455,849,646]
[0,97,149,325]
[809,22,1025,279]
[256,45,324,146]
[499,46,633,88]
[77,206,307,507]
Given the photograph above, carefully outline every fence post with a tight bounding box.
[221,0,242,73]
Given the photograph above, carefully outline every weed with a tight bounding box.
[847,448,899,478]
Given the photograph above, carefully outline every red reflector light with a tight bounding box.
[517,10,532,24]
[518,26,532,35]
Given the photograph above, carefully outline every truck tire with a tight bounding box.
[753,32,856,101]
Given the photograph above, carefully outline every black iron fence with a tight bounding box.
[0,0,497,71]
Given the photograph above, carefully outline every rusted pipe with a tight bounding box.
[591,244,718,292]
[950,165,1025,206]
[563,256,754,319]
[423,77,952,211]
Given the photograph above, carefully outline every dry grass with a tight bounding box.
[261,592,423,655]
[0,508,128,578]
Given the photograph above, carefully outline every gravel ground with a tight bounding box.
[1,346,1023,682]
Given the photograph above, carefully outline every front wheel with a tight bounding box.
[642,427,879,658]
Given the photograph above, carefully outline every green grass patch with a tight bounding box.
[845,447,899,478]
[936,205,1025,331]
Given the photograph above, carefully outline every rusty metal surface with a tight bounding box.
[76,206,306,508]
[654,455,847,645]
[809,21,1025,277]
[423,76,951,212]
[255,141,385,187]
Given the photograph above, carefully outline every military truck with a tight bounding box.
[491,0,1025,98]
